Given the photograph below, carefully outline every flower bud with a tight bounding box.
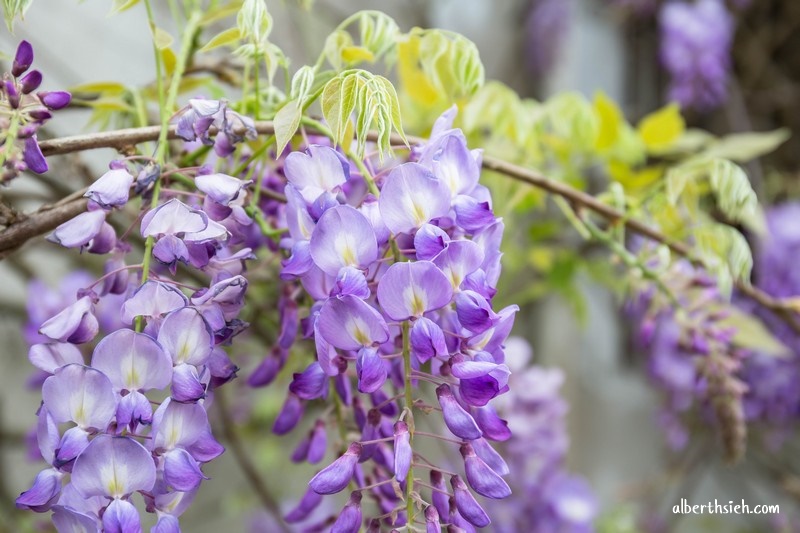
[12,40,34,77]
[308,442,362,494]
[19,70,43,94]
[436,384,482,440]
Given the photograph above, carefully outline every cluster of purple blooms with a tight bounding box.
[658,0,735,111]
[253,105,519,531]
[493,338,597,533]
[634,261,748,462]
[14,106,263,531]
[14,93,528,530]
[636,205,800,460]
[1,41,71,183]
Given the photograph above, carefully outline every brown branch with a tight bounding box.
[0,198,88,259]
[20,122,800,331]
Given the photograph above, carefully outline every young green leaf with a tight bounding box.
[702,129,790,163]
[2,0,33,30]
[274,99,302,155]
[200,27,242,52]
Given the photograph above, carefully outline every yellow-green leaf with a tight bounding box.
[199,0,243,26]
[593,91,623,151]
[341,46,375,64]
[200,27,242,52]
[702,128,790,163]
[108,0,140,16]
[637,103,685,152]
[153,26,174,50]
[68,81,127,95]
[274,99,302,155]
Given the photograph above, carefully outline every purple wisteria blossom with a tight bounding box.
[1,40,71,182]
[659,0,734,110]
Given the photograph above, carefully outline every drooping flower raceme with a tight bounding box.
[264,106,518,530]
[0,40,71,183]
[659,0,734,111]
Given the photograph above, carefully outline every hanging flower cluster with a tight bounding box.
[1,40,71,183]
[633,261,748,462]
[493,337,598,533]
[14,125,259,530]
[255,106,518,530]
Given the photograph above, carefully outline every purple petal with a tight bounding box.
[359,196,390,246]
[248,348,286,387]
[455,290,497,334]
[432,240,484,290]
[450,475,490,527]
[47,211,106,249]
[425,506,441,533]
[24,136,48,173]
[461,442,511,498]
[273,393,304,435]
[116,389,153,428]
[208,347,238,387]
[314,322,340,377]
[431,134,480,196]
[12,40,33,77]
[393,421,412,483]
[307,420,327,464]
[436,384,482,440]
[141,199,208,238]
[182,217,229,243]
[71,435,156,498]
[164,448,207,492]
[153,235,191,273]
[15,469,62,512]
[377,261,453,321]
[308,442,361,495]
[86,222,117,254]
[54,426,90,467]
[27,342,84,374]
[85,168,134,208]
[38,90,72,110]
[42,364,116,430]
[284,145,349,203]
[332,266,371,299]
[157,307,214,366]
[410,317,448,363]
[51,506,100,532]
[171,363,207,402]
[466,304,519,355]
[430,470,449,523]
[36,407,59,465]
[284,486,323,523]
[318,295,389,350]
[91,329,172,392]
[284,185,316,242]
[19,69,42,94]
[378,163,451,235]
[102,499,142,533]
[471,438,509,476]
[331,491,362,533]
[120,281,188,325]
[356,347,387,393]
[473,405,511,442]
[414,223,450,260]
[289,362,329,400]
[152,514,181,533]
[195,173,250,206]
[281,240,314,280]
[186,429,225,463]
[151,399,208,451]
[309,205,378,275]
[453,195,495,232]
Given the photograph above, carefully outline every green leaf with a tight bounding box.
[2,0,33,31]
[153,26,174,50]
[200,27,242,52]
[237,0,271,44]
[695,223,753,296]
[708,159,761,229]
[68,81,127,95]
[702,128,790,163]
[199,0,243,26]
[290,66,315,104]
[716,306,791,357]
[109,0,140,16]
[274,99,302,155]
[321,70,406,159]
[637,103,685,152]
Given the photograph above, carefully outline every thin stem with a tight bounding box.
[414,431,463,445]
[401,319,415,524]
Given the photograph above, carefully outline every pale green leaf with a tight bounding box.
[199,0,243,26]
[237,0,271,44]
[200,27,242,52]
[68,81,127,95]
[153,26,174,50]
[290,66,315,104]
[109,0,140,16]
[3,0,33,30]
[708,159,761,228]
[702,128,790,163]
[274,99,302,155]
